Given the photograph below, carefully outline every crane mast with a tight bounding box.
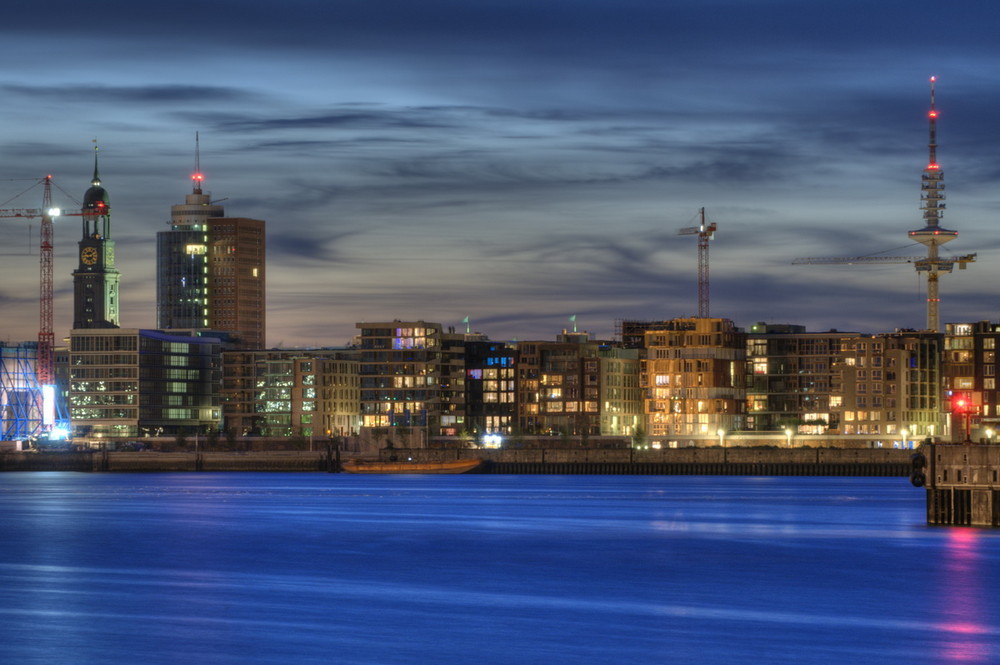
[38,176,55,386]
[678,207,717,318]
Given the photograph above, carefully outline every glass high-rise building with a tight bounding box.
[157,144,265,349]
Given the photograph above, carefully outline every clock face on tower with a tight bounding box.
[81,246,98,265]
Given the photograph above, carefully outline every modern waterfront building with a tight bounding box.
[598,346,642,437]
[157,151,266,349]
[942,321,1000,441]
[642,317,746,440]
[221,349,360,438]
[829,330,943,443]
[745,323,860,434]
[356,322,467,439]
[68,329,222,440]
[514,330,608,436]
[464,340,517,437]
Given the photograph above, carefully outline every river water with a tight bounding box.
[0,473,997,664]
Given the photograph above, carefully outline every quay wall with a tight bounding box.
[925,444,1000,527]
[379,447,911,476]
[1,447,911,476]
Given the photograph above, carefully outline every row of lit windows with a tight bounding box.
[71,336,137,352]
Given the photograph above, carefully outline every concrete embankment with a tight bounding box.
[386,447,912,476]
[0,451,338,473]
[1,447,912,475]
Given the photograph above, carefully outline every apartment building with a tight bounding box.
[642,318,746,439]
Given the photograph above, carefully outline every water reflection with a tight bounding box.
[935,529,994,664]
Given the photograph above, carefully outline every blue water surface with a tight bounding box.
[0,473,997,664]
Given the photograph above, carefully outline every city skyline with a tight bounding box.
[2,1,1000,347]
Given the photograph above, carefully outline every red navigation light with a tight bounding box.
[951,394,969,414]
[929,110,938,118]
[193,173,204,181]
[927,163,940,170]
[930,76,937,82]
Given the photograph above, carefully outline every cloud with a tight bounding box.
[0,84,258,105]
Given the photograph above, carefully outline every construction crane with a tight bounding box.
[0,177,59,386]
[678,207,717,318]
[794,77,973,333]
[794,253,976,268]
[0,176,80,434]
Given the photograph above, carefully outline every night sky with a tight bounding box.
[1,1,999,347]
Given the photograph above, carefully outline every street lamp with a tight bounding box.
[784,428,793,448]
[717,429,726,448]
[986,429,994,445]
[901,428,908,450]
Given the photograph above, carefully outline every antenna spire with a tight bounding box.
[192,132,204,194]
[928,76,938,169]
[91,139,101,186]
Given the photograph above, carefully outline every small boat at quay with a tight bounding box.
[341,458,482,474]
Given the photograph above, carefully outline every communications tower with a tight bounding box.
[793,77,974,332]
[908,76,961,333]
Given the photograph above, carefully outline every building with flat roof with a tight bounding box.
[222,349,360,438]
[642,318,746,439]
[830,330,943,445]
[68,328,222,440]
[356,322,467,439]
[745,323,860,434]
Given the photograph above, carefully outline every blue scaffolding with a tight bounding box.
[0,343,42,440]
[0,343,68,441]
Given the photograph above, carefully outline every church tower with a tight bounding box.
[72,146,120,329]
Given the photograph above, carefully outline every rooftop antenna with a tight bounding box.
[192,132,204,194]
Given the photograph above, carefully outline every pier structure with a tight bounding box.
[923,443,1000,526]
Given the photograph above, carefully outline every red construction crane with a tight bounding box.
[0,176,79,387]
[677,207,717,318]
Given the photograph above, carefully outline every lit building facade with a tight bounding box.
[356,322,466,437]
[598,347,642,436]
[643,318,746,439]
[745,323,859,433]
[222,349,360,437]
[830,331,943,443]
[157,160,265,349]
[68,329,222,440]
[464,340,516,436]
[942,321,1000,441]
[515,331,603,436]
